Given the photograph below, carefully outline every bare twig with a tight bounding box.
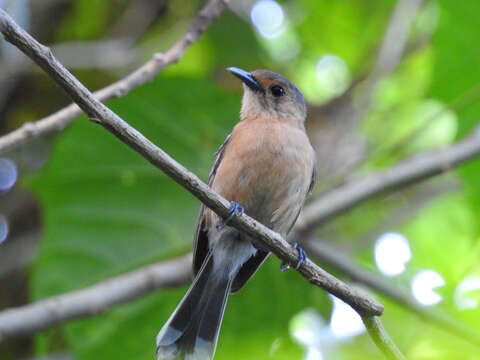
[0,255,192,341]
[0,8,394,357]
[372,0,425,80]
[295,126,480,238]
[357,0,426,114]
[310,0,426,185]
[0,0,227,155]
[0,39,136,110]
[363,317,406,360]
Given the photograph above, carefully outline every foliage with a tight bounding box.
[2,0,480,359]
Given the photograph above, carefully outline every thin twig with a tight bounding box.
[363,316,406,360]
[0,0,228,155]
[0,3,389,349]
[372,0,425,79]
[310,0,426,186]
[357,0,426,114]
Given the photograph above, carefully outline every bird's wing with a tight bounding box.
[192,133,232,275]
[308,165,316,194]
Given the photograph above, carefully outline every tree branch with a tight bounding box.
[0,255,192,341]
[372,0,425,80]
[363,316,406,360]
[294,126,480,238]
[0,8,400,358]
[356,0,426,115]
[309,0,426,187]
[0,0,227,155]
[304,240,480,346]
[0,1,475,357]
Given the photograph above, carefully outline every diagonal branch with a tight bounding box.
[2,236,478,346]
[363,316,406,360]
[310,0,426,186]
[356,0,426,117]
[294,127,480,238]
[304,240,480,346]
[0,255,192,341]
[372,0,426,81]
[0,0,227,155]
[0,8,404,359]
[0,4,382,318]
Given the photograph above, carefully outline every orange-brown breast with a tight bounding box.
[209,118,314,235]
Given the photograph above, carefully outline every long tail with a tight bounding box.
[156,253,232,360]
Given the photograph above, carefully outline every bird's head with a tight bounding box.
[227,67,306,127]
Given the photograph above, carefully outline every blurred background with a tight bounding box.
[1,0,480,359]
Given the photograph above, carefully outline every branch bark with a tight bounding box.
[363,316,406,360]
[0,255,192,341]
[356,0,426,116]
[0,8,403,358]
[294,126,480,238]
[304,240,480,347]
[0,0,227,155]
[309,0,426,187]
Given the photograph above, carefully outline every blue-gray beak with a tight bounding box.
[227,67,262,92]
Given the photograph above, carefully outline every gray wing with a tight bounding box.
[308,165,316,194]
[192,134,232,275]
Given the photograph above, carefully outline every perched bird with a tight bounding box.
[156,67,316,360]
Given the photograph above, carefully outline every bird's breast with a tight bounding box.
[212,121,314,233]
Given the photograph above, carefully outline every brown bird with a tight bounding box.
[156,67,316,360]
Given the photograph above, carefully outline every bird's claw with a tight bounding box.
[216,201,244,230]
[280,243,307,272]
[228,201,245,218]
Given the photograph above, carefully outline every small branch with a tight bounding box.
[0,6,391,355]
[47,39,137,70]
[0,0,227,155]
[309,0,426,186]
[357,0,426,114]
[363,316,406,360]
[0,255,192,341]
[295,126,480,237]
[373,0,425,79]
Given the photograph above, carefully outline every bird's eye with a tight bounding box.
[270,85,285,97]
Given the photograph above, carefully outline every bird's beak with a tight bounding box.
[227,67,262,92]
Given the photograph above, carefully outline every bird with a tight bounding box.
[156,67,316,360]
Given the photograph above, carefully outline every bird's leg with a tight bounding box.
[280,243,307,272]
[216,201,245,230]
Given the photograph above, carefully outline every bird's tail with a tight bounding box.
[156,252,232,360]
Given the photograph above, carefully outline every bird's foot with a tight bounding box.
[280,243,307,272]
[216,201,244,230]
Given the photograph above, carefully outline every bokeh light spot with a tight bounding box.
[315,55,350,97]
[374,232,411,276]
[329,295,365,339]
[0,215,8,244]
[411,270,445,306]
[454,277,480,310]
[290,309,325,347]
[306,347,324,360]
[250,0,285,39]
[290,309,325,360]
[0,158,18,192]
